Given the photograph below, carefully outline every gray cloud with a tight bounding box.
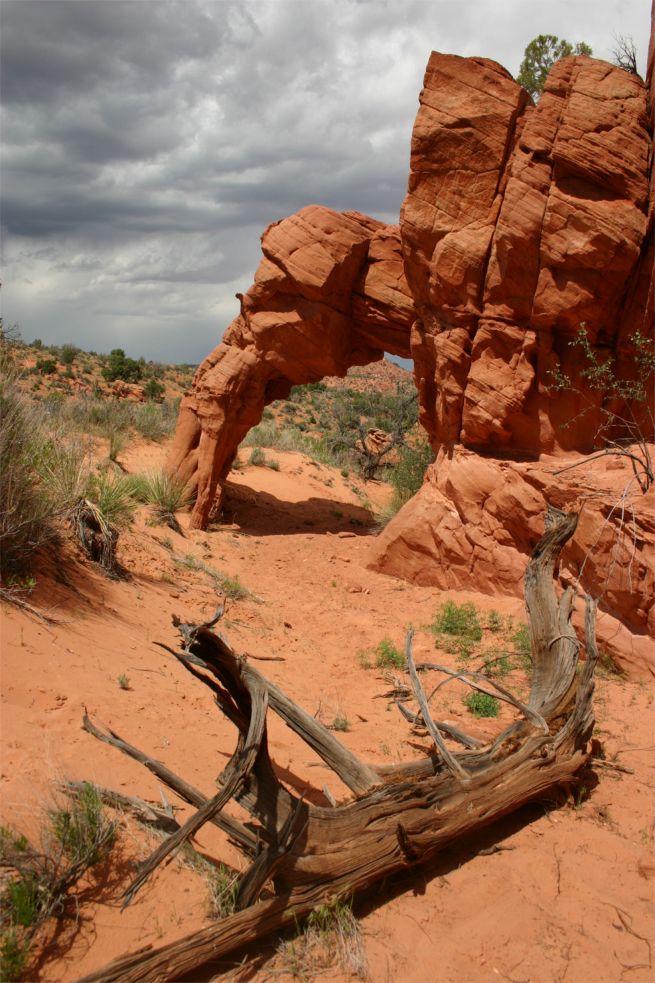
[1,0,650,363]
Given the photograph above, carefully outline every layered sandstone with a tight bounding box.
[168,42,654,673]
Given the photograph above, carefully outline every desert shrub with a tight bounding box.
[464,691,500,717]
[0,784,116,981]
[132,402,172,441]
[482,650,512,676]
[388,439,433,505]
[511,623,532,670]
[487,610,503,632]
[0,379,88,578]
[101,348,142,384]
[145,361,166,380]
[330,714,350,732]
[242,422,347,468]
[143,377,165,402]
[35,357,57,375]
[248,446,266,466]
[375,638,404,669]
[432,601,483,642]
[60,344,79,366]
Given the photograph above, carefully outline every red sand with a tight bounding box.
[1,441,653,982]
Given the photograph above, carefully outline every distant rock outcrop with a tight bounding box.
[168,38,654,673]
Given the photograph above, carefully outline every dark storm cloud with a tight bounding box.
[1,0,650,362]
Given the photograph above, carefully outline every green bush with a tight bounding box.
[464,691,500,717]
[248,446,266,466]
[487,610,503,632]
[101,348,143,384]
[0,784,116,981]
[482,651,512,676]
[35,357,57,375]
[132,402,174,441]
[511,623,532,670]
[60,344,79,366]
[388,440,434,511]
[143,377,165,402]
[432,601,483,642]
[375,638,404,669]
[0,380,87,578]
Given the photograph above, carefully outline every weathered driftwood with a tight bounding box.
[78,509,597,983]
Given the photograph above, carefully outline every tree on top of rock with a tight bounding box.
[517,34,592,100]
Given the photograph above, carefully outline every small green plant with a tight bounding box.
[511,623,532,670]
[132,402,174,441]
[60,344,79,366]
[265,457,280,471]
[464,691,500,718]
[0,784,116,980]
[178,554,253,601]
[0,926,31,981]
[330,715,350,732]
[487,610,503,632]
[357,650,372,670]
[432,601,483,641]
[118,674,130,690]
[248,446,266,466]
[220,575,248,601]
[35,357,57,375]
[482,651,512,677]
[143,377,165,402]
[207,862,239,919]
[106,427,127,463]
[49,782,116,866]
[440,637,476,661]
[375,638,404,670]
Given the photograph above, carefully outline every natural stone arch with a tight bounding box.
[167,205,415,529]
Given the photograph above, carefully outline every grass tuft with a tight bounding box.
[278,898,368,980]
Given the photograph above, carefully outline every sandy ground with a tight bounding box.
[1,441,654,983]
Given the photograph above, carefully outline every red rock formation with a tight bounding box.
[367,43,654,675]
[167,205,413,526]
[168,40,654,672]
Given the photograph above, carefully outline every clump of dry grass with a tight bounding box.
[277,899,368,980]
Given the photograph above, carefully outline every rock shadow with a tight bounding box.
[218,483,377,537]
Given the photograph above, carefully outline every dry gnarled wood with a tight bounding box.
[78,510,597,983]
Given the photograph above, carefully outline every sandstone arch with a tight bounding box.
[167,46,654,672]
[166,206,415,529]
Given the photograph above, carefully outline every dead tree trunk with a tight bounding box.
[78,509,597,983]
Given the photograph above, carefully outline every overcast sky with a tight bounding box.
[1,0,651,364]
